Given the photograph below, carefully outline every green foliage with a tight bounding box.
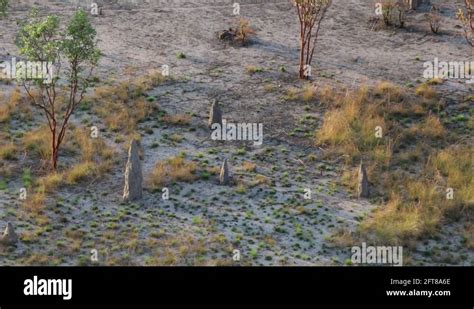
[17,9,61,63]
[15,8,101,170]
[0,0,8,17]
[22,168,32,188]
[64,10,100,61]
[63,9,101,89]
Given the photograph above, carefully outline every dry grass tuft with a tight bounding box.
[163,114,191,126]
[65,162,97,185]
[148,156,197,188]
[23,127,52,161]
[0,143,17,161]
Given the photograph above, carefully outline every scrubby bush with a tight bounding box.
[429,5,442,34]
[457,0,474,46]
[234,18,255,46]
[380,0,409,28]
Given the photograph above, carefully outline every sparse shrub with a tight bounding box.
[394,0,409,28]
[292,0,332,79]
[381,0,396,26]
[378,0,409,29]
[429,5,442,34]
[234,18,255,46]
[457,0,474,46]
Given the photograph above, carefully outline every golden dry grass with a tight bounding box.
[241,161,257,172]
[162,114,191,125]
[37,172,63,193]
[0,88,23,123]
[92,72,162,134]
[302,84,317,102]
[23,191,46,214]
[148,156,197,188]
[415,83,437,99]
[22,127,52,160]
[0,143,17,161]
[317,81,471,245]
[65,162,97,185]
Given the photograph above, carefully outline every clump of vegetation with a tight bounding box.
[218,18,255,47]
[0,0,8,17]
[245,65,264,75]
[0,88,23,123]
[37,172,63,193]
[234,18,255,46]
[65,162,96,184]
[0,143,17,161]
[162,114,191,126]
[457,0,474,46]
[92,72,162,134]
[371,0,410,30]
[282,85,318,102]
[315,82,472,245]
[23,127,53,161]
[148,156,197,188]
[429,5,442,34]
[17,8,101,170]
[302,84,317,102]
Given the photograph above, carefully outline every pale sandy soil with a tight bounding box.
[0,0,472,265]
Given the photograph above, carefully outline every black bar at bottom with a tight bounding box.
[0,267,472,306]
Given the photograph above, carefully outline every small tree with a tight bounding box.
[293,0,332,80]
[16,9,100,170]
[457,0,474,47]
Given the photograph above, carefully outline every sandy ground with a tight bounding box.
[0,0,472,265]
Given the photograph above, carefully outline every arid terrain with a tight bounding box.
[0,0,472,266]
